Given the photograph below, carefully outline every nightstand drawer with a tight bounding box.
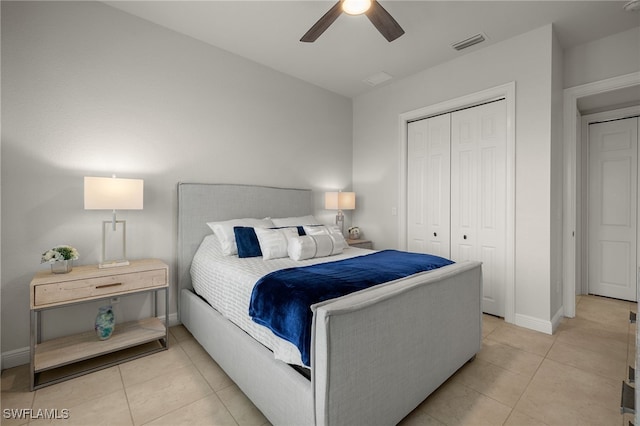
[33,268,167,307]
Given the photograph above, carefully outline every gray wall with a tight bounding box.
[1,1,352,361]
[352,25,557,329]
[564,27,640,89]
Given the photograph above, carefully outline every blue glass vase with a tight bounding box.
[95,306,115,340]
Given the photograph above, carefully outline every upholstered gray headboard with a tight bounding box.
[177,183,313,295]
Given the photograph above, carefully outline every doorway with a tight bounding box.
[586,114,639,301]
[563,72,640,318]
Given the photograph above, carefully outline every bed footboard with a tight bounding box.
[311,261,482,426]
[181,288,315,425]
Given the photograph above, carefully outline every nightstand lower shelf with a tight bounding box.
[35,317,166,372]
[33,317,167,389]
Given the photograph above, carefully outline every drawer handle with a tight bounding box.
[95,282,123,290]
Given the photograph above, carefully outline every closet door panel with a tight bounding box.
[407,114,451,257]
[451,101,507,317]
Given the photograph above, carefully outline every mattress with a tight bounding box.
[190,234,372,366]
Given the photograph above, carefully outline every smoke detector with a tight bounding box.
[624,0,640,12]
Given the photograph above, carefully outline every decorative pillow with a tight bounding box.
[271,215,321,227]
[207,218,274,256]
[234,227,263,258]
[254,227,300,260]
[288,235,343,261]
[302,225,347,251]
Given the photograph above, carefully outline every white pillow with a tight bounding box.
[207,218,274,256]
[288,235,343,261]
[271,215,321,227]
[254,227,299,260]
[303,225,347,251]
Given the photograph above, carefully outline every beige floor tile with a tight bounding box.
[485,324,556,357]
[125,364,213,425]
[169,325,193,343]
[514,358,620,425]
[477,339,544,377]
[576,296,633,327]
[398,408,446,426]
[189,351,235,392]
[29,389,132,426]
[555,319,629,360]
[1,365,31,392]
[503,409,550,425]
[119,344,194,388]
[482,314,503,338]
[32,366,123,411]
[1,366,33,426]
[558,311,629,337]
[144,394,237,426]
[418,379,512,426]
[179,337,213,361]
[450,358,531,407]
[546,340,627,380]
[216,384,268,426]
[0,390,35,426]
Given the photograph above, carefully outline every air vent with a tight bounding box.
[363,71,392,87]
[452,33,487,51]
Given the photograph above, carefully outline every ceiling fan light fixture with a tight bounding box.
[342,0,372,16]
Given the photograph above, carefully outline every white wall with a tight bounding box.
[352,25,556,328]
[564,26,640,89]
[550,27,565,321]
[1,1,352,362]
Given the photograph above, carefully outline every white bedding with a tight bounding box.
[190,234,372,366]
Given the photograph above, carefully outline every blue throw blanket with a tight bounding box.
[249,249,454,366]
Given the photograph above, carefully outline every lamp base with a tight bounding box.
[335,210,345,235]
[98,260,130,269]
[101,219,129,268]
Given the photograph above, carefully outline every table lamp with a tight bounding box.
[325,191,355,234]
[84,176,144,268]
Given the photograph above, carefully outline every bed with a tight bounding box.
[177,183,482,426]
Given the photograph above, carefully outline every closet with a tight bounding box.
[407,99,507,316]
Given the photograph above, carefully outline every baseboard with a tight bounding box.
[514,313,553,335]
[1,347,30,370]
[550,306,564,333]
[2,313,180,370]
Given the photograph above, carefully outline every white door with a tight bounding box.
[588,117,639,301]
[407,114,451,258]
[451,100,507,317]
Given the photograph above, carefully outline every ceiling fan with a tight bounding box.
[300,0,405,43]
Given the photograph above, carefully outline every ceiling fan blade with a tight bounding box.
[365,0,405,42]
[300,1,343,43]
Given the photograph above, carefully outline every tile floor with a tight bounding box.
[1,294,635,425]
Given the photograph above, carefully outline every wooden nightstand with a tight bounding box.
[29,259,169,390]
[347,239,373,249]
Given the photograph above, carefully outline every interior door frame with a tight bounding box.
[581,107,640,297]
[398,82,516,324]
[562,72,640,318]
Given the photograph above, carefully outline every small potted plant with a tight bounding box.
[41,245,79,274]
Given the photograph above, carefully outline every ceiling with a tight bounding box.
[105,1,640,98]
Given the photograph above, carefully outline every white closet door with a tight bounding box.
[451,100,507,317]
[407,114,451,257]
[588,117,638,301]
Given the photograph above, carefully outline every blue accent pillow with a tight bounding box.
[234,226,306,258]
[234,227,263,258]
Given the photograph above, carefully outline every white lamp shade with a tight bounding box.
[325,192,355,210]
[84,176,144,210]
